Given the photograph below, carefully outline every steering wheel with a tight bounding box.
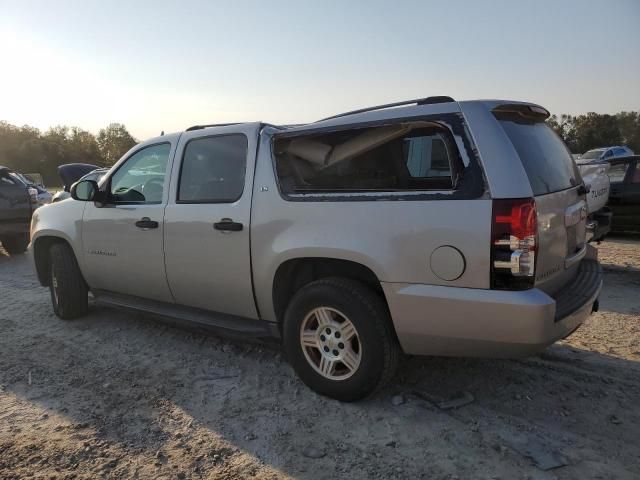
[142,177,164,201]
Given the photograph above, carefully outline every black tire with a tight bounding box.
[49,243,89,319]
[283,277,400,402]
[2,233,29,255]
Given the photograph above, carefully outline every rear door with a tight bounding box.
[163,123,261,319]
[494,114,586,294]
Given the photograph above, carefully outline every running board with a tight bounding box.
[92,290,280,339]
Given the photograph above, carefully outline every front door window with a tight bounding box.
[109,143,171,204]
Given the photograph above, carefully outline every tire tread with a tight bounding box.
[50,243,88,319]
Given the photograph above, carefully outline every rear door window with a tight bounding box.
[496,118,579,195]
[177,134,248,203]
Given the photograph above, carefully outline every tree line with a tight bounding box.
[0,122,137,187]
[546,111,639,155]
[1,110,639,188]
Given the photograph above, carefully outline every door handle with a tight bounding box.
[135,217,159,229]
[213,218,243,232]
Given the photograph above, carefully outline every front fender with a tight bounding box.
[30,200,87,283]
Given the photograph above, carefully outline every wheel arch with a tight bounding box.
[33,234,76,286]
[271,257,387,326]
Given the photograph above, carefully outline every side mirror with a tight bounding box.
[70,179,98,201]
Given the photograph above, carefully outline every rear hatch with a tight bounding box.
[494,107,587,295]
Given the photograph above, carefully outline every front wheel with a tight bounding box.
[1,233,29,255]
[283,277,400,402]
[49,243,89,319]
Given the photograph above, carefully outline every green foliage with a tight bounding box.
[97,123,137,167]
[547,111,640,154]
[0,121,136,187]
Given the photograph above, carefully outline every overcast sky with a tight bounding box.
[1,0,638,140]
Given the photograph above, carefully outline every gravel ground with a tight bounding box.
[0,237,639,479]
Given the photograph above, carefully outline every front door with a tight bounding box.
[163,124,261,319]
[81,140,176,302]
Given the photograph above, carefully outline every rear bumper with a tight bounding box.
[383,258,602,358]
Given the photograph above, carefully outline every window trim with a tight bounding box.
[270,113,483,202]
[175,133,249,204]
[105,141,172,205]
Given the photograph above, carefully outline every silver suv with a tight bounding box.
[30,97,602,401]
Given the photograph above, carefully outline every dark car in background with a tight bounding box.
[0,166,36,254]
[608,155,640,233]
[52,164,107,202]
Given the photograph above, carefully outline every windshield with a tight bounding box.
[581,149,605,160]
[8,172,27,186]
[497,119,580,195]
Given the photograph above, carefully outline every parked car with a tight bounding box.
[30,98,602,401]
[577,162,611,241]
[579,146,634,163]
[52,164,106,202]
[607,155,640,233]
[14,173,53,207]
[0,166,36,254]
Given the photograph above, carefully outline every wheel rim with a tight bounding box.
[300,306,362,381]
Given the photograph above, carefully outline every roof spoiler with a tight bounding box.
[492,103,550,121]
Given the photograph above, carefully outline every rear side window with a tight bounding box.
[178,134,247,203]
[496,118,579,195]
[608,162,630,182]
[274,122,462,193]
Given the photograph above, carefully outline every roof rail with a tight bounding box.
[185,122,246,132]
[317,96,455,122]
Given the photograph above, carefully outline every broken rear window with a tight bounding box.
[273,121,464,194]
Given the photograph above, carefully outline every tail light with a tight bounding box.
[491,198,537,290]
[28,187,39,209]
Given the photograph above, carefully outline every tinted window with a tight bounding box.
[275,123,458,193]
[178,135,247,203]
[405,135,452,178]
[604,150,614,158]
[497,120,579,195]
[608,163,630,182]
[110,143,170,203]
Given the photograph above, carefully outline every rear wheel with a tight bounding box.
[283,277,400,401]
[1,233,29,255]
[49,243,89,319]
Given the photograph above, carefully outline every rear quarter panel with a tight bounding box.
[251,130,493,322]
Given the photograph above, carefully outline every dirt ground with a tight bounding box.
[0,238,639,480]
